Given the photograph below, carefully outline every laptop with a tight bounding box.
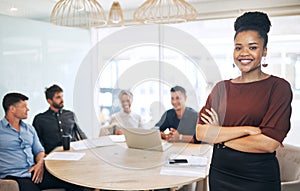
[122,127,172,152]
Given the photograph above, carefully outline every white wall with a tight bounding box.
[0,15,92,134]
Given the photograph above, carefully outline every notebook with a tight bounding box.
[121,127,172,152]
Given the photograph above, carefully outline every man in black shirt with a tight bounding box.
[33,84,87,154]
[156,86,198,143]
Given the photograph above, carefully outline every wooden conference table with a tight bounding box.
[45,139,212,191]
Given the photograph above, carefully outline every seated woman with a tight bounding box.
[109,89,143,135]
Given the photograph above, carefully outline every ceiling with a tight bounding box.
[0,0,300,26]
[0,0,202,20]
[0,0,149,20]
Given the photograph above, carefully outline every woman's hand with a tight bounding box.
[245,126,261,135]
[197,108,261,145]
[201,108,219,126]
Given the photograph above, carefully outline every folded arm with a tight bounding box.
[196,108,260,143]
[224,134,280,153]
[196,123,260,144]
[196,108,280,153]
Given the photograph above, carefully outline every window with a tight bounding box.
[94,15,300,145]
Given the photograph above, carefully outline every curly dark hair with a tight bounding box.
[234,11,271,47]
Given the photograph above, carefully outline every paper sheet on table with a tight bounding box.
[160,165,207,178]
[108,135,126,142]
[44,152,85,161]
[160,154,209,177]
[71,136,115,150]
[168,154,208,166]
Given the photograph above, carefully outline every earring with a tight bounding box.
[232,63,235,68]
[262,57,268,67]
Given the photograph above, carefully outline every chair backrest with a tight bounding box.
[99,124,115,136]
[276,144,300,191]
[0,179,19,191]
[0,179,66,191]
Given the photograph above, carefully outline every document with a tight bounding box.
[160,154,209,177]
[167,154,208,166]
[44,152,85,161]
[160,165,207,178]
[108,134,126,142]
[71,136,115,150]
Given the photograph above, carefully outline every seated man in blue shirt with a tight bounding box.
[156,86,198,143]
[0,93,83,191]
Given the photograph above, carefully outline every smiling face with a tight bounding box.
[234,30,267,74]
[120,94,132,113]
[171,91,186,111]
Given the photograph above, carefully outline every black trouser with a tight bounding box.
[5,169,84,191]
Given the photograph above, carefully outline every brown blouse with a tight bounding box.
[199,75,293,143]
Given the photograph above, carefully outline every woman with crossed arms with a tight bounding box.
[195,11,292,191]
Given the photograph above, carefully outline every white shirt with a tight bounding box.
[110,111,143,130]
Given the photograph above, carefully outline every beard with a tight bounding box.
[53,102,64,109]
